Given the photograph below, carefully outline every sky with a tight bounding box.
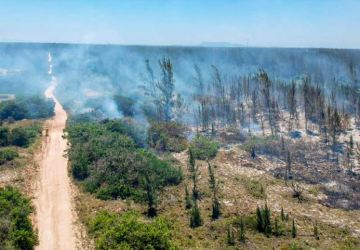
[0,0,359,48]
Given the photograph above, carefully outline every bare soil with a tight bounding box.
[34,78,78,250]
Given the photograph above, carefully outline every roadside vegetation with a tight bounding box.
[0,186,38,249]
[66,119,183,209]
[0,95,54,249]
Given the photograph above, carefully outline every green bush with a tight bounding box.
[147,121,188,152]
[0,127,10,146]
[0,186,38,249]
[66,121,182,202]
[0,96,55,121]
[0,123,42,148]
[89,211,176,250]
[239,135,279,156]
[242,178,267,199]
[9,124,41,148]
[189,135,219,160]
[0,147,18,165]
[103,118,146,147]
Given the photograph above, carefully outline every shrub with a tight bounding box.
[0,96,54,121]
[243,178,267,199]
[0,186,38,249]
[9,124,41,148]
[0,147,18,165]
[147,121,188,152]
[103,118,146,147]
[0,127,10,146]
[189,135,219,160]
[89,211,176,250]
[66,121,182,203]
[240,135,278,156]
[256,204,272,237]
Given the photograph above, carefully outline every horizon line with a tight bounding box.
[0,40,359,51]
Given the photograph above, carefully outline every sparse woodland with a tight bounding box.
[65,52,360,249]
[1,44,360,249]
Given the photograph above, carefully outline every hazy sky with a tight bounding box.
[0,0,359,48]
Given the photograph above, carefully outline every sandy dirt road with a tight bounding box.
[34,69,77,249]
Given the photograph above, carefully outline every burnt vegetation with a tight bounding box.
[4,44,355,249]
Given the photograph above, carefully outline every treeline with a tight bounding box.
[0,96,55,121]
[66,118,182,216]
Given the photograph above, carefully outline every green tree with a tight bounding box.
[185,185,192,210]
[189,149,195,172]
[144,176,157,217]
[281,207,286,221]
[256,204,272,236]
[159,58,175,122]
[263,203,272,237]
[256,206,264,232]
[208,162,216,191]
[211,195,221,220]
[274,217,281,237]
[227,225,235,246]
[292,219,297,238]
[239,217,246,243]
[190,201,202,228]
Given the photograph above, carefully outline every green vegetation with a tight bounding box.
[0,147,18,164]
[184,185,192,210]
[256,204,272,237]
[239,217,246,243]
[190,201,202,228]
[147,121,188,152]
[241,177,267,199]
[0,96,54,121]
[66,119,182,205]
[292,219,297,238]
[227,225,235,245]
[89,211,176,250]
[189,134,219,160]
[0,186,38,249]
[0,122,41,148]
[102,118,146,147]
[239,135,278,155]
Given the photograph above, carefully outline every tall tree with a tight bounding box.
[159,58,175,122]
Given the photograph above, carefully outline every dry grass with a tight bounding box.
[71,112,360,249]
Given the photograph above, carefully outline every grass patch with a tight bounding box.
[240,177,267,199]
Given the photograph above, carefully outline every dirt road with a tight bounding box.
[34,69,77,248]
